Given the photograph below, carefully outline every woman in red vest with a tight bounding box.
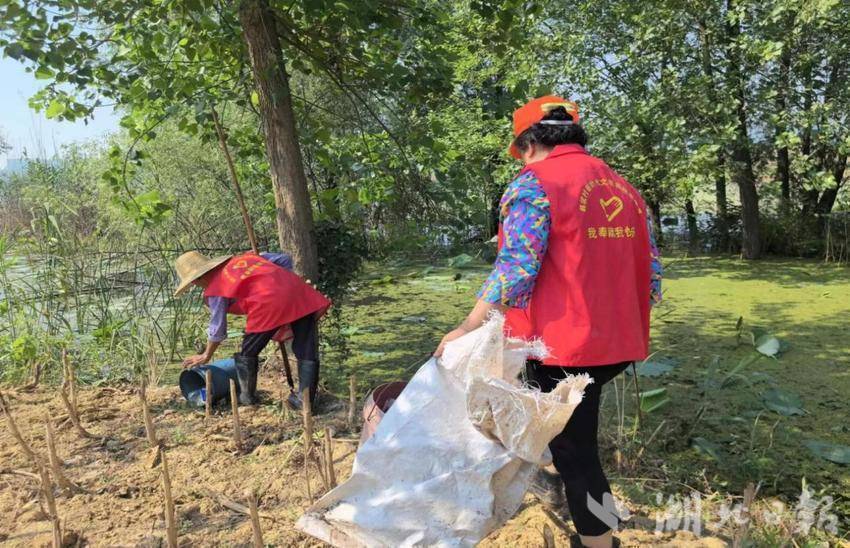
[174,250,330,407]
[435,96,662,548]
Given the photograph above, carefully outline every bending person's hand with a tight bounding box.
[182,353,210,368]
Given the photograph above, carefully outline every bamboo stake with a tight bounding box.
[139,384,159,447]
[37,464,62,548]
[0,390,38,460]
[204,369,213,420]
[211,106,259,255]
[301,386,313,502]
[230,380,243,451]
[160,450,178,548]
[347,376,357,428]
[247,489,264,548]
[324,427,337,488]
[44,415,78,494]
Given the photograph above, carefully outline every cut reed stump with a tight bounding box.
[0,390,38,461]
[324,427,337,488]
[37,464,62,548]
[204,369,213,419]
[247,489,264,548]
[230,379,243,451]
[22,361,44,391]
[62,350,78,412]
[347,375,357,428]
[44,414,79,494]
[60,351,95,439]
[160,450,178,548]
[139,383,160,448]
[301,386,313,502]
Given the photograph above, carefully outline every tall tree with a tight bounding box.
[239,0,317,278]
[0,0,454,277]
[724,0,761,258]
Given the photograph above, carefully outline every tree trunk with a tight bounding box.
[697,18,730,251]
[648,200,663,246]
[776,41,792,205]
[239,0,318,280]
[814,154,847,234]
[724,0,761,259]
[685,199,700,252]
[714,150,730,251]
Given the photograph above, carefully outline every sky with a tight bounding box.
[0,57,119,168]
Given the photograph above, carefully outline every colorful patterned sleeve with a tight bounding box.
[478,172,551,309]
[647,212,663,305]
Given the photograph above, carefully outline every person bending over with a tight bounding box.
[174,250,330,408]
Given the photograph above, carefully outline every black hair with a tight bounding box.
[512,105,587,155]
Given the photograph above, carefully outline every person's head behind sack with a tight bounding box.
[509,96,586,165]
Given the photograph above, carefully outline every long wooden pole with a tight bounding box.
[211,106,259,255]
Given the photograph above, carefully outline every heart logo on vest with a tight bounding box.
[599,196,624,222]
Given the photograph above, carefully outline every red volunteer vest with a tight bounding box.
[502,144,651,366]
[204,253,331,334]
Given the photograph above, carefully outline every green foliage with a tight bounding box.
[762,387,805,416]
[639,387,670,413]
[315,220,367,304]
[628,356,678,377]
[692,436,722,460]
[804,440,850,465]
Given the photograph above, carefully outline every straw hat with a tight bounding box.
[173,251,232,297]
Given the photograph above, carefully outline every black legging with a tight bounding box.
[240,313,319,361]
[527,360,630,536]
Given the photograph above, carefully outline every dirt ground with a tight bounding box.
[0,368,736,548]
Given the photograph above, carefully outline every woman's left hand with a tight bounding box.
[434,328,468,358]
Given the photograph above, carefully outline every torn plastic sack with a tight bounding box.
[296,312,592,547]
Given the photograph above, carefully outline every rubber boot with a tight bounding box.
[234,353,259,405]
[294,359,320,410]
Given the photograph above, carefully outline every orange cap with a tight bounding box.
[509,95,580,159]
